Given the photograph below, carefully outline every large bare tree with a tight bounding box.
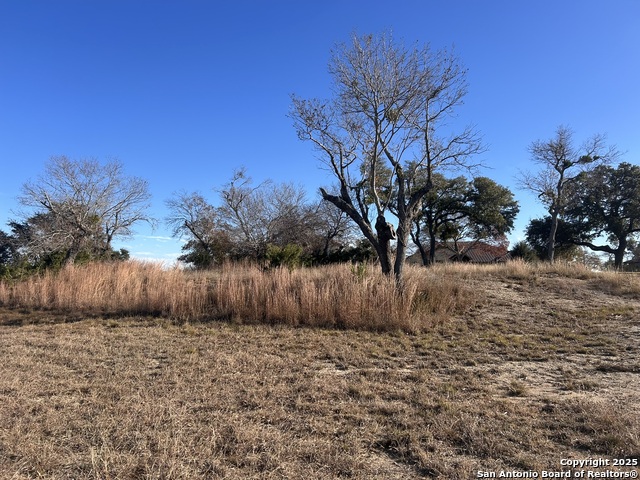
[20,156,154,263]
[518,126,619,263]
[291,32,483,284]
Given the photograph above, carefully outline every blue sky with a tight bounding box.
[1,0,639,263]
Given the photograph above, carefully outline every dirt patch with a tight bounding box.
[461,273,640,407]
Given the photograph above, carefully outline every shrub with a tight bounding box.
[265,244,306,270]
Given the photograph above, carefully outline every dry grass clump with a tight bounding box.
[0,261,210,319]
[433,258,599,281]
[589,271,640,297]
[0,261,475,332]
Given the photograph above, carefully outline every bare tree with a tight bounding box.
[20,156,154,264]
[218,168,312,260]
[291,32,483,284]
[166,170,353,268]
[165,191,232,268]
[314,193,357,260]
[518,126,619,263]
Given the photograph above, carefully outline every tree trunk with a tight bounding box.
[415,238,429,266]
[63,245,79,266]
[614,238,627,270]
[375,241,393,275]
[393,217,414,286]
[375,215,395,276]
[409,220,430,266]
[428,232,437,265]
[547,211,559,263]
[321,235,331,262]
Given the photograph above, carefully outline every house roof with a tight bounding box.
[438,241,510,263]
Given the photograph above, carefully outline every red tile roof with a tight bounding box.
[434,241,510,263]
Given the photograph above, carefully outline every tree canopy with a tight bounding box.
[410,174,518,265]
[564,162,640,269]
[291,32,483,283]
[16,156,153,265]
[524,216,582,261]
[518,126,619,262]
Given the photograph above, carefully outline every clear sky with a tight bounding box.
[1,0,639,263]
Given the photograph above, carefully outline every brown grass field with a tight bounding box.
[0,261,639,479]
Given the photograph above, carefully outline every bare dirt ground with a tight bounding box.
[474,274,640,410]
[0,268,639,479]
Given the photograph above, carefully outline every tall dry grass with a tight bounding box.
[3,259,634,332]
[430,258,599,280]
[0,261,474,331]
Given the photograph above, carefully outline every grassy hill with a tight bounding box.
[0,262,638,478]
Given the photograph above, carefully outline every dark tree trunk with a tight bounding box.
[614,238,627,270]
[375,241,393,275]
[415,238,429,266]
[428,231,437,265]
[375,215,395,276]
[409,219,430,266]
[63,245,79,266]
[547,211,559,263]
[394,218,412,286]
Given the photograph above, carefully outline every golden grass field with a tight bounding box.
[0,261,639,478]
[0,261,474,332]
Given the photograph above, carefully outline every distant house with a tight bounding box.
[407,241,511,265]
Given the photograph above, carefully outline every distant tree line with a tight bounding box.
[1,155,520,276]
[2,143,638,277]
[3,34,640,278]
[164,167,374,269]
